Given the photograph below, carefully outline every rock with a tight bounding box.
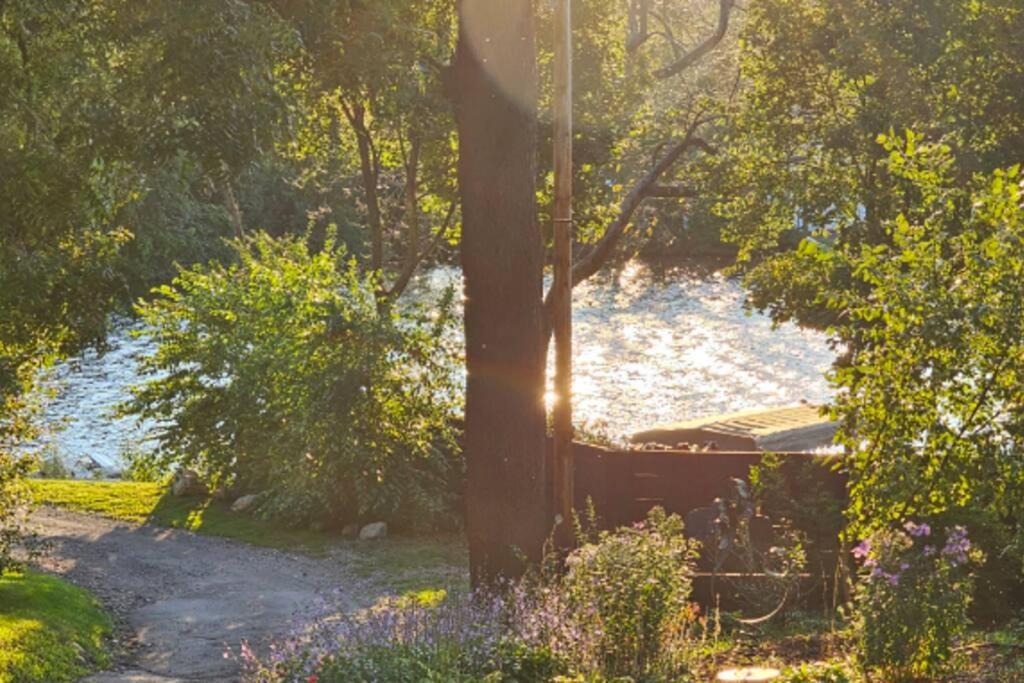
[171,469,206,497]
[212,483,242,501]
[716,668,780,682]
[341,523,360,538]
[359,521,387,540]
[73,455,103,473]
[231,493,263,513]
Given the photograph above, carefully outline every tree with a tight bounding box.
[716,0,1024,331]
[270,0,459,297]
[451,0,738,582]
[1,0,132,563]
[452,0,549,584]
[824,136,1024,539]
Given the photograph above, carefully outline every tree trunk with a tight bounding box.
[404,136,422,271]
[349,104,384,272]
[220,177,245,239]
[453,0,549,585]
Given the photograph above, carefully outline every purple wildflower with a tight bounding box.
[941,525,972,566]
[904,521,931,537]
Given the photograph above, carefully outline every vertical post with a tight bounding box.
[552,0,574,547]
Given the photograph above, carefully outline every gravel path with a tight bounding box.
[30,507,371,683]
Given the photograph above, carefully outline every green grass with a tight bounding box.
[0,570,112,683]
[335,534,469,595]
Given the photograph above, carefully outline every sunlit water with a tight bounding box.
[34,263,835,473]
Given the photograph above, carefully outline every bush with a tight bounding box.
[124,233,461,529]
[0,451,35,574]
[852,521,982,680]
[778,661,853,683]
[562,507,702,679]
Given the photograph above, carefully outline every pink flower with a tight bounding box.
[852,539,871,559]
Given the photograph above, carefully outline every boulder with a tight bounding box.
[171,469,206,497]
[359,521,387,541]
[231,493,263,513]
[341,523,360,538]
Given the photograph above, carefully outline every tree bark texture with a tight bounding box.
[452,0,549,585]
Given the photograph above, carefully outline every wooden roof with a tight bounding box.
[630,404,837,453]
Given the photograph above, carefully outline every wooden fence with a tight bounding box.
[568,442,846,529]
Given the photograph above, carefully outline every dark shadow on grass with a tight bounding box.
[145,490,336,554]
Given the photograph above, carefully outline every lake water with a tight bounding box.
[34,262,835,473]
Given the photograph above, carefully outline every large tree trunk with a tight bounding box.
[453,0,549,585]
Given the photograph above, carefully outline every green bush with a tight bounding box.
[778,661,854,683]
[853,522,981,681]
[0,452,34,574]
[124,233,461,529]
[563,507,701,679]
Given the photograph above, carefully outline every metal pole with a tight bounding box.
[552,0,574,546]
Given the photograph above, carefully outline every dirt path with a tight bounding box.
[30,507,373,683]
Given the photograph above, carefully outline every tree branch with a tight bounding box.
[644,184,698,198]
[384,200,457,300]
[542,118,712,328]
[653,0,735,80]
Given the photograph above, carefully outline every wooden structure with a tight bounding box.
[630,404,837,453]
[562,441,847,608]
[569,443,842,530]
[550,0,575,546]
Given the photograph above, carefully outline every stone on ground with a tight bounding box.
[716,667,781,682]
[170,469,206,497]
[230,493,262,513]
[359,521,387,540]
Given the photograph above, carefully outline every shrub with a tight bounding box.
[778,661,854,683]
[749,453,846,551]
[852,521,982,680]
[124,233,461,529]
[0,451,35,574]
[558,506,702,679]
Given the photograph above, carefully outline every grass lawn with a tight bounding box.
[0,570,112,683]
[29,479,469,595]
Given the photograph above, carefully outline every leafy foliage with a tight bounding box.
[852,522,981,680]
[818,140,1024,538]
[718,0,1024,328]
[565,506,702,679]
[124,234,461,528]
[0,452,34,574]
